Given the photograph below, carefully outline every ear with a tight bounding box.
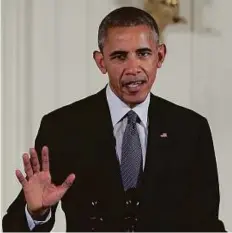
[93,51,107,74]
[157,44,167,68]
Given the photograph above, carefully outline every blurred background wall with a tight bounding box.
[2,0,231,231]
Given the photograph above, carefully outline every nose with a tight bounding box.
[124,57,141,76]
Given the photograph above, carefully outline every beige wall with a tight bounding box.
[2,0,232,231]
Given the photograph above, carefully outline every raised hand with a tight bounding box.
[16,146,75,219]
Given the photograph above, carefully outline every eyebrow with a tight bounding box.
[109,50,128,58]
[136,48,152,53]
[109,47,153,58]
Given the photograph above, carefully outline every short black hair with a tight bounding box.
[98,6,160,52]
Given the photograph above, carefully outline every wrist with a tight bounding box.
[27,206,50,221]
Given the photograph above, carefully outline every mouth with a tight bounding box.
[122,80,146,92]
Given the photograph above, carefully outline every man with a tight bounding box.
[2,6,226,232]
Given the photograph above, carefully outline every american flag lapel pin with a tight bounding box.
[160,132,168,138]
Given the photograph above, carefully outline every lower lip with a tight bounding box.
[123,82,145,93]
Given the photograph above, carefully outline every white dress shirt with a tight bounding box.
[106,84,150,169]
[26,84,150,230]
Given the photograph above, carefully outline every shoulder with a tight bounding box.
[151,95,208,126]
[41,89,105,125]
[150,95,213,143]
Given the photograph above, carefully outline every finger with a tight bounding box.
[15,169,27,187]
[42,146,50,172]
[59,173,76,194]
[30,148,40,173]
[22,153,33,178]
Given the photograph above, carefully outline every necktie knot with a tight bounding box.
[127,110,139,124]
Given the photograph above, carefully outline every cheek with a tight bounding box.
[107,66,124,82]
[143,62,158,79]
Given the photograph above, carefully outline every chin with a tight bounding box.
[124,96,147,108]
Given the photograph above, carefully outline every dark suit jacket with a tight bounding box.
[2,88,226,232]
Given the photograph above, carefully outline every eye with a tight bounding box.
[113,54,127,61]
[137,51,151,58]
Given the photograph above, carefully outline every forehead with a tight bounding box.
[104,25,157,51]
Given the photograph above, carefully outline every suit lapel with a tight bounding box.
[92,88,124,195]
[91,90,172,197]
[140,94,170,190]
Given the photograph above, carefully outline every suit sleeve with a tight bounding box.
[2,116,58,232]
[189,117,226,231]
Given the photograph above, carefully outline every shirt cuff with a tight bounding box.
[25,205,51,230]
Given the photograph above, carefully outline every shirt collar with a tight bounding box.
[106,84,150,128]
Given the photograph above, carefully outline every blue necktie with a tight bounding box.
[121,110,143,191]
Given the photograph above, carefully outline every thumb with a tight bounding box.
[57,173,76,196]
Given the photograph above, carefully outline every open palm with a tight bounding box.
[16,146,75,217]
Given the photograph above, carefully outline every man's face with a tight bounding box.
[94,25,166,107]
